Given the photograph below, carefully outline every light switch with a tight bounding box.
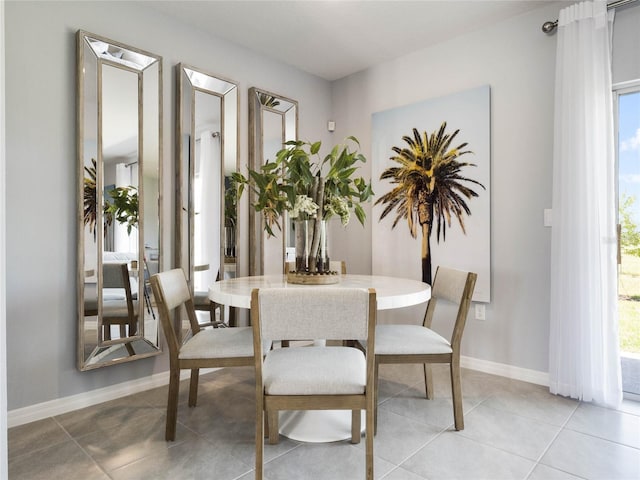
[544,209,552,227]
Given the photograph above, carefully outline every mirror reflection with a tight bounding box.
[77,31,162,370]
[248,87,298,275]
[177,64,239,334]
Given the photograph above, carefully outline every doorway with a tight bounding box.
[616,82,640,398]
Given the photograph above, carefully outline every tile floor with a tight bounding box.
[8,364,640,480]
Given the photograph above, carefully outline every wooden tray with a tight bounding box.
[286,271,340,285]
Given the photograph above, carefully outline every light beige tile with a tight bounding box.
[354,408,442,465]
[402,432,535,480]
[8,440,109,480]
[8,417,71,459]
[263,442,395,480]
[460,403,561,460]
[482,382,578,426]
[566,403,640,449]
[380,390,483,429]
[75,409,198,472]
[382,466,428,479]
[55,395,161,438]
[541,429,640,480]
[109,437,252,480]
[527,463,584,480]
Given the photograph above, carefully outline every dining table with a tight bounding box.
[209,273,431,442]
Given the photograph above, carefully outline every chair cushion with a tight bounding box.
[374,325,453,355]
[179,326,267,359]
[263,346,366,395]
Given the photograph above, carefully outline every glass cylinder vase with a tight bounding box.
[294,219,311,273]
[316,219,330,273]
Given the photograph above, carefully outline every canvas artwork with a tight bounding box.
[371,85,491,302]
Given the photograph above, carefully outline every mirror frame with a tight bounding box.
[247,87,298,275]
[176,64,239,331]
[76,31,163,370]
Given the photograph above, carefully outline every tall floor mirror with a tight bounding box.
[248,87,298,275]
[77,31,163,370]
[176,64,239,335]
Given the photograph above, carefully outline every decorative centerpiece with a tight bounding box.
[233,136,373,284]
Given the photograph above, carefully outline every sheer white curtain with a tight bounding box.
[194,131,220,291]
[549,0,621,408]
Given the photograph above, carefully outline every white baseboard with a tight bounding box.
[461,355,549,386]
[8,357,549,429]
[7,368,219,428]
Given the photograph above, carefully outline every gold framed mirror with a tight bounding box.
[77,31,162,370]
[176,64,239,332]
[248,87,298,275]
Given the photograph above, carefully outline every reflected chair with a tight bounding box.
[251,287,376,480]
[371,266,476,431]
[102,262,138,340]
[150,268,269,441]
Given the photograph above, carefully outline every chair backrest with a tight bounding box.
[284,260,347,274]
[102,262,135,316]
[251,287,375,353]
[150,269,200,359]
[423,267,477,351]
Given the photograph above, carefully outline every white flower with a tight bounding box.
[290,195,319,219]
[325,196,350,226]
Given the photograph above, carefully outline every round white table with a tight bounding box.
[208,274,431,442]
[208,274,431,311]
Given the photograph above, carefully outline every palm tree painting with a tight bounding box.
[376,122,485,285]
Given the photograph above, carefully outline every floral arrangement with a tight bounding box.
[233,136,373,234]
[233,137,373,272]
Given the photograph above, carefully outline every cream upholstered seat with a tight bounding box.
[150,268,269,441]
[370,266,476,431]
[251,287,376,480]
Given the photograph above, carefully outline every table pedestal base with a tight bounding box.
[279,410,366,443]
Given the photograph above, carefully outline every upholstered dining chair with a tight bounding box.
[150,268,269,441]
[102,262,138,341]
[371,266,476,431]
[251,287,376,480]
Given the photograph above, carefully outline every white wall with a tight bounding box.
[613,2,640,84]
[1,1,9,475]
[4,0,331,410]
[330,4,560,373]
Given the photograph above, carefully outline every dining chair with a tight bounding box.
[371,266,476,431]
[150,268,268,441]
[251,287,376,480]
[102,262,138,340]
[282,260,347,348]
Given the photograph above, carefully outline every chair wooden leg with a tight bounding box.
[255,398,264,480]
[351,410,361,444]
[374,359,379,435]
[423,363,434,400]
[365,403,374,480]
[450,359,464,430]
[188,368,199,407]
[268,410,279,444]
[166,368,180,441]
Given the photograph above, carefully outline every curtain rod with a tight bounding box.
[541,0,637,33]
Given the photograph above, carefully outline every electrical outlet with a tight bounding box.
[475,304,486,320]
